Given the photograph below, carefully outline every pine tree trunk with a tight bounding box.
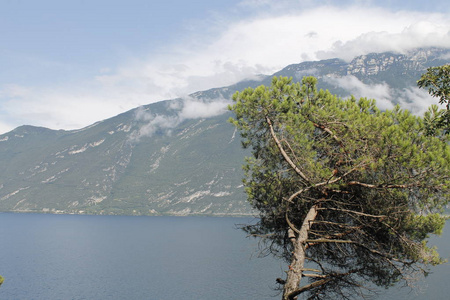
[283,205,318,300]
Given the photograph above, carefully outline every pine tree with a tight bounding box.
[229,76,450,300]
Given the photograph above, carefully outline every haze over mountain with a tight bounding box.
[0,48,448,216]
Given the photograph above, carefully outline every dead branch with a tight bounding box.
[318,207,388,219]
[287,278,333,300]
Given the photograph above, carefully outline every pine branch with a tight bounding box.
[266,116,311,184]
[347,181,419,189]
[317,207,388,219]
[287,278,333,300]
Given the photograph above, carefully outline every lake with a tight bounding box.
[0,213,448,299]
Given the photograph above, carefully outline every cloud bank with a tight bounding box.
[1,2,450,133]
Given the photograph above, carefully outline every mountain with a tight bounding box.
[0,105,249,216]
[1,48,449,216]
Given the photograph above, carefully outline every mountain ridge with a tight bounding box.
[1,47,449,216]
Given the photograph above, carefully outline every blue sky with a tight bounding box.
[1,0,450,133]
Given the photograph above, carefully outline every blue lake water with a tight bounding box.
[0,213,448,299]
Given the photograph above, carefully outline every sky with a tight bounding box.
[1,0,450,134]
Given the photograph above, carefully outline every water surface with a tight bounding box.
[0,213,448,299]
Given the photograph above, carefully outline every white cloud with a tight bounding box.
[0,121,13,135]
[323,75,439,115]
[397,87,440,115]
[179,97,230,120]
[0,84,144,130]
[129,96,230,142]
[319,20,450,61]
[1,4,450,133]
[134,112,179,140]
[101,5,450,107]
[324,75,395,110]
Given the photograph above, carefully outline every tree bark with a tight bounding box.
[283,205,318,300]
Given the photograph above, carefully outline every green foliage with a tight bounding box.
[229,76,450,299]
[0,275,4,287]
[418,64,450,132]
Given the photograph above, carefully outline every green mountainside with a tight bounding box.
[1,48,449,216]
